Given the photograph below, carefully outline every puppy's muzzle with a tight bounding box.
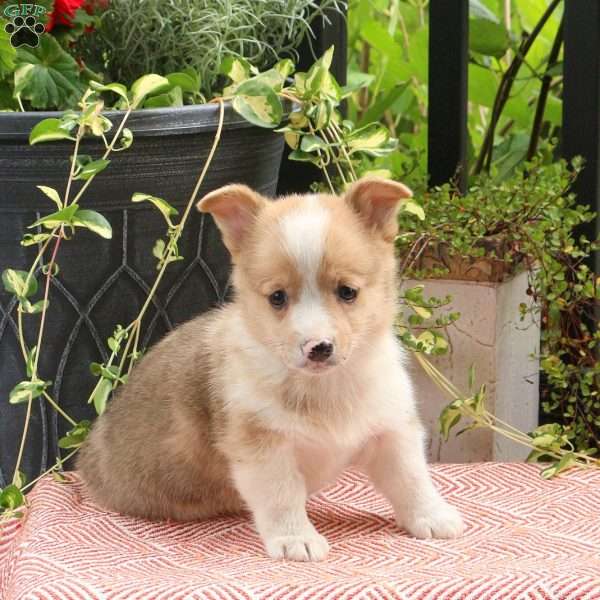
[302,339,335,363]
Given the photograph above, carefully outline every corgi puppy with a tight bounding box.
[77,177,464,561]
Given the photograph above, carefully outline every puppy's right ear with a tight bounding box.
[196,184,265,255]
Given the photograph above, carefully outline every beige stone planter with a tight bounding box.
[401,259,540,463]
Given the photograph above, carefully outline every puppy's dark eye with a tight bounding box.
[269,289,287,309]
[337,285,358,303]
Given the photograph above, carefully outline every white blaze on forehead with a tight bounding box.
[279,195,329,274]
[279,196,333,339]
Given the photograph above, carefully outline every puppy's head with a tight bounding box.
[197,177,412,375]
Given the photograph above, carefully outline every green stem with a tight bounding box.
[21,449,79,493]
[42,392,77,427]
[329,121,358,181]
[32,231,63,378]
[17,235,55,362]
[70,107,134,207]
[415,352,599,471]
[309,122,335,194]
[322,127,348,187]
[12,397,33,485]
[64,127,84,205]
[114,100,227,384]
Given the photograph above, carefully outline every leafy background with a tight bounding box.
[346,0,563,185]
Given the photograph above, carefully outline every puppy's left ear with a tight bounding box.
[197,184,266,255]
[345,177,413,242]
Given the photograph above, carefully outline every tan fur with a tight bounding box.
[78,177,463,561]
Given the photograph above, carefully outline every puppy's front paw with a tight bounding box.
[265,529,330,561]
[400,500,464,539]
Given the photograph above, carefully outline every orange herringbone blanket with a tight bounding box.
[1,464,600,599]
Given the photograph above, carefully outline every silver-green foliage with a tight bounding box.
[77,0,344,96]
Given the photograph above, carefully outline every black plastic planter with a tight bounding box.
[0,104,284,485]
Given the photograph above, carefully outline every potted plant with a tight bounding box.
[394,159,599,465]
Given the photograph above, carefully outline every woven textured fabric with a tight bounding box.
[1,463,600,599]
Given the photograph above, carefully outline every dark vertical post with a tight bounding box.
[427,0,469,192]
[562,0,600,272]
[277,3,347,195]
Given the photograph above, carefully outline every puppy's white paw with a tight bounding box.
[400,500,464,539]
[265,530,330,561]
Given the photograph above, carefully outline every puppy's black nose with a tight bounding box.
[308,341,334,363]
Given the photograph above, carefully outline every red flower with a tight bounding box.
[46,0,86,30]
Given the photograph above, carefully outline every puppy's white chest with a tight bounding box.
[294,437,359,495]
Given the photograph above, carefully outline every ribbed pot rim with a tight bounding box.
[0,102,262,140]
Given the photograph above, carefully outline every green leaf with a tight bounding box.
[59,110,80,133]
[0,485,24,511]
[75,159,110,181]
[545,62,563,78]
[232,79,283,128]
[402,201,426,221]
[90,363,120,381]
[341,71,375,97]
[29,118,76,145]
[153,238,166,260]
[540,453,578,479]
[309,99,335,130]
[358,84,409,127]
[130,74,170,107]
[9,379,48,404]
[72,209,112,239]
[25,346,37,378]
[37,186,63,209]
[251,68,288,93]
[469,0,499,22]
[131,193,178,224]
[14,36,82,109]
[439,405,462,441]
[300,134,328,153]
[284,131,300,149]
[29,204,79,229]
[166,69,200,94]
[119,128,133,150]
[531,433,556,448]
[412,304,432,319]
[220,56,252,83]
[58,420,91,449]
[526,449,546,464]
[0,18,17,78]
[21,233,51,247]
[304,46,341,101]
[89,362,102,376]
[2,269,37,298]
[274,58,294,80]
[288,149,321,165]
[89,81,129,105]
[12,470,26,489]
[21,299,48,314]
[92,378,112,415]
[144,85,183,108]
[79,102,112,136]
[469,19,509,58]
[346,123,394,156]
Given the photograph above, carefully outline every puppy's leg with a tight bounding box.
[231,447,329,561]
[362,423,464,539]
